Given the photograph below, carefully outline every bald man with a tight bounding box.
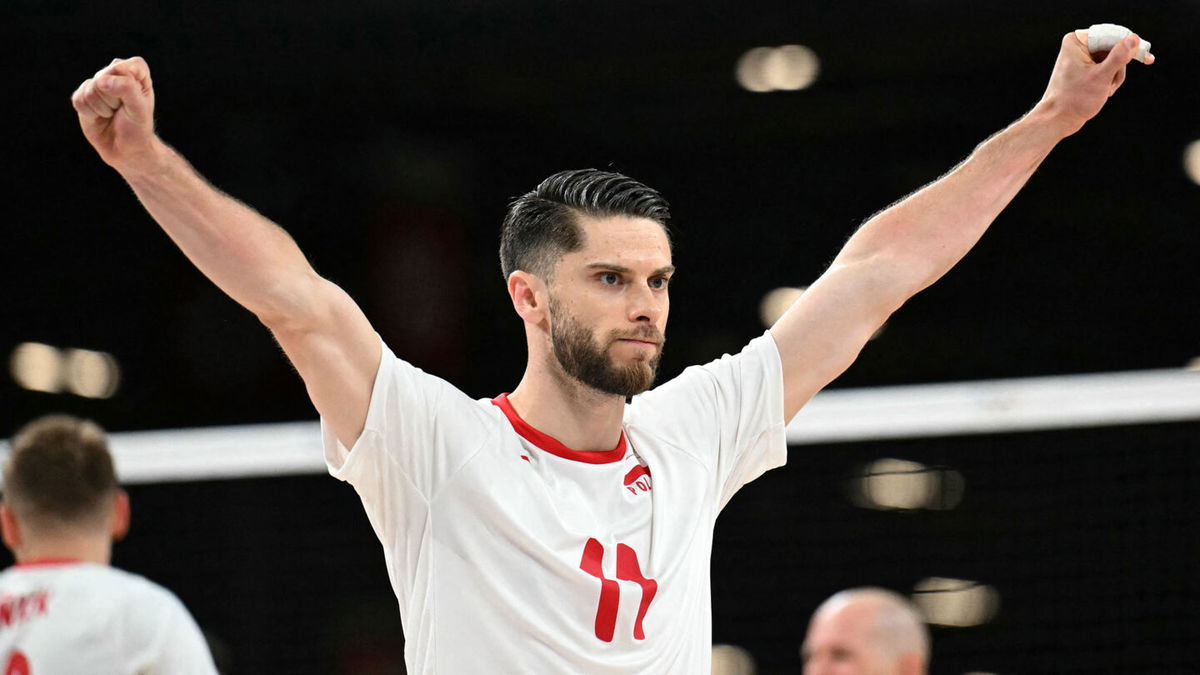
[801,588,930,675]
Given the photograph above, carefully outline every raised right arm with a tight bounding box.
[71,57,378,448]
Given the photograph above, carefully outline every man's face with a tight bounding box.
[546,214,672,397]
[801,603,897,675]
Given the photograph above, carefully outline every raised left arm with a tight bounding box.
[771,30,1150,420]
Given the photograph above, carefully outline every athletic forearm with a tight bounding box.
[831,29,1149,302]
[833,103,1067,298]
[119,139,320,325]
[75,58,381,446]
[770,31,1147,420]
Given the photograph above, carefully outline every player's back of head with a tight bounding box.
[499,168,673,281]
[3,414,118,537]
[0,416,216,671]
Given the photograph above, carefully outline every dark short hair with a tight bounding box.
[499,169,672,280]
[3,415,118,532]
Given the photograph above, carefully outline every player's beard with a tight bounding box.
[549,297,664,397]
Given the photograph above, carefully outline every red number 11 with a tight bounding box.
[4,651,30,675]
[579,538,658,642]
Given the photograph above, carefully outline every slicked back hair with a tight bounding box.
[3,415,118,534]
[499,169,672,281]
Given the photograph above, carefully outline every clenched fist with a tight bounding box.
[1038,30,1150,138]
[71,57,159,171]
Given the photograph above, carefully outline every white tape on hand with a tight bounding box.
[1077,23,1153,64]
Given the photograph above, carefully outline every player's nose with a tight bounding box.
[627,283,665,323]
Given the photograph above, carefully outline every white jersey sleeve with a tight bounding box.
[627,331,787,510]
[322,336,497,499]
[320,336,501,628]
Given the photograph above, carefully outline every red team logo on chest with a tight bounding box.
[623,464,651,495]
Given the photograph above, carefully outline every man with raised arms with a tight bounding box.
[70,29,1149,673]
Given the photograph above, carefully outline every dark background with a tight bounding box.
[3,1,1198,672]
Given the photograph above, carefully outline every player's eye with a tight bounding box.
[649,276,670,290]
[599,272,620,285]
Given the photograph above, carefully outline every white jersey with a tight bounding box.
[323,332,787,673]
[0,561,217,675]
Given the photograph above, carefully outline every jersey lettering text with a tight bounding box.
[0,592,50,629]
[623,465,652,496]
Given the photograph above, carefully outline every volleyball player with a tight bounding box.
[0,415,217,673]
[70,30,1148,672]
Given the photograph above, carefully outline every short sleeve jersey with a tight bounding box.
[323,332,787,673]
[0,561,218,674]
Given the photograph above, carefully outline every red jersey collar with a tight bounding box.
[491,393,628,464]
[15,558,85,569]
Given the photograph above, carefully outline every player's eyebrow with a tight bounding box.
[585,263,676,276]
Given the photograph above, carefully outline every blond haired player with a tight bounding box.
[0,415,217,674]
[69,27,1149,673]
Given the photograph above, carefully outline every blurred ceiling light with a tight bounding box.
[857,458,933,510]
[711,644,756,675]
[852,458,965,511]
[10,342,64,394]
[759,286,806,327]
[64,349,121,399]
[930,467,966,510]
[764,45,820,91]
[735,47,776,93]
[736,45,820,92]
[1184,140,1200,185]
[912,577,1000,627]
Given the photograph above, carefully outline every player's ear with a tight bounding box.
[0,503,22,552]
[110,490,131,542]
[508,270,549,325]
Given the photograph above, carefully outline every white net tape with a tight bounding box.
[4,368,1199,484]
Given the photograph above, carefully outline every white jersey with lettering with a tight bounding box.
[324,332,787,673]
[0,561,217,675]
